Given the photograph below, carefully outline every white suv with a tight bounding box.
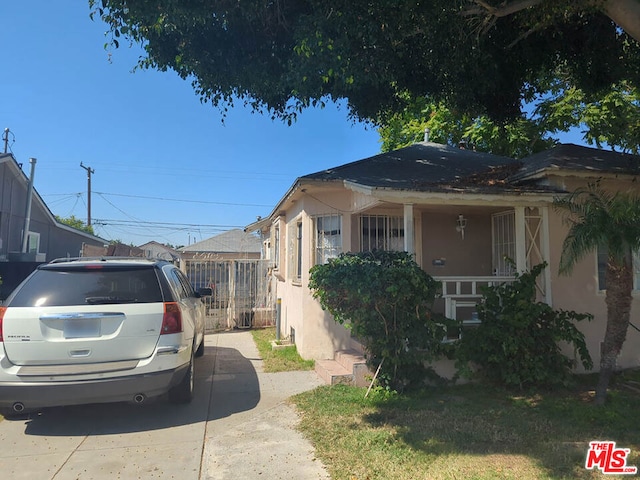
[0,257,206,415]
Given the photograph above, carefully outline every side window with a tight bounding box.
[314,214,342,264]
[166,268,189,300]
[175,268,196,297]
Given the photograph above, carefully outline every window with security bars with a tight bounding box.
[492,211,516,276]
[597,245,640,291]
[360,215,404,252]
[314,215,342,264]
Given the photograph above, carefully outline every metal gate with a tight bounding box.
[182,258,276,332]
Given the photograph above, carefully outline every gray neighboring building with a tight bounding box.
[181,229,262,260]
[0,153,107,298]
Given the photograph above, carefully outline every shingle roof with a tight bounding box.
[182,229,262,253]
[511,143,640,181]
[302,142,533,193]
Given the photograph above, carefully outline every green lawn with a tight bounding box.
[292,370,640,480]
[251,327,315,373]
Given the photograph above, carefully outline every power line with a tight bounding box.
[43,191,273,207]
[92,218,243,229]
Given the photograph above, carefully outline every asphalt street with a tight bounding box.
[0,331,330,479]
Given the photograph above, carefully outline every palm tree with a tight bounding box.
[554,183,640,405]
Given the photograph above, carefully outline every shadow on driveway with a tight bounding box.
[14,345,259,436]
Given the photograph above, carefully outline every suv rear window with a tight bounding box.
[7,266,164,307]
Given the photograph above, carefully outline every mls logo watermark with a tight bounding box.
[585,441,638,475]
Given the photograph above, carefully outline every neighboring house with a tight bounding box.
[180,229,271,330]
[246,142,640,375]
[180,229,262,260]
[139,241,180,262]
[0,153,107,298]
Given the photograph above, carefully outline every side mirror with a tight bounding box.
[197,287,213,297]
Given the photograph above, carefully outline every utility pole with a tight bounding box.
[80,162,95,226]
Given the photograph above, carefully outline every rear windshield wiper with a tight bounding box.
[85,296,137,304]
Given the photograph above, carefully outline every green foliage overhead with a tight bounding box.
[55,215,94,235]
[90,0,640,124]
[309,251,454,391]
[378,97,557,158]
[536,81,640,155]
[456,263,593,389]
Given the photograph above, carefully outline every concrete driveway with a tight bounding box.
[0,331,330,479]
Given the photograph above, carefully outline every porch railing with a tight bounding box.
[433,275,515,322]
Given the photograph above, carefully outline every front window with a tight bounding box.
[492,211,516,276]
[360,215,404,252]
[314,214,342,264]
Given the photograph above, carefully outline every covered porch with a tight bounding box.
[345,190,555,324]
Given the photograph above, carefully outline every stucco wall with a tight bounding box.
[421,211,493,276]
[547,175,640,371]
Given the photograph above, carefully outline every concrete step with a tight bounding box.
[315,359,354,386]
[315,350,372,387]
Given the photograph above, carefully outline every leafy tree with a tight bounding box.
[379,81,640,157]
[378,97,556,158]
[55,215,94,235]
[456,263,593,389]
[90,1,639,124]
[535,80,640,155]
[554,183,640,405]
[309,251,453,391]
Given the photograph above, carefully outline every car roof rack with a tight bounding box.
[48,256,161,264]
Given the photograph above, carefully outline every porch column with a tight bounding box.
[541,206,553,306]
[403,203,415,255]
[514,206,527,273]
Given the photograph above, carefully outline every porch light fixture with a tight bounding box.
[456,214,467,239]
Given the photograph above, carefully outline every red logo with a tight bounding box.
[585,441,638,475]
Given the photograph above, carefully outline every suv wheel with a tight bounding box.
[168,347,195,404]
[195,339,205,358]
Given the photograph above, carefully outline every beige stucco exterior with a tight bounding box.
[250,148,640,375]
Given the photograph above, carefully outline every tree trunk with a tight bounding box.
[594,256,633,405]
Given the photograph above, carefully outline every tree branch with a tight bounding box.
[461,0,545,18]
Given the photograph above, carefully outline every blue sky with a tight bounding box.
[2,2,381,247]
[3,2,587,248]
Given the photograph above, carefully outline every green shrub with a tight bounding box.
[456,262,593,389]
[309,251,455,391]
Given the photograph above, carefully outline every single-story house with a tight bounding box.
[139,241,180,262]
[0,153,107,298]
[180,228,262,261]
[246,142,640,376]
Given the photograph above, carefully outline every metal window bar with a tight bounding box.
[492,211,516,276]
[360,215,404,252]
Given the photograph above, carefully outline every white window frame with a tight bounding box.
[27,231,40,254]
[287,218,303,283]
[273,223,280,270]
[359,215,404,252]
[314,214,342,265]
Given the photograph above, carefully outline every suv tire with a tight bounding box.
[168,348,195,404]
[195,339,205,358]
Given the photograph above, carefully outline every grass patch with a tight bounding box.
[293,374,640,480]
[251,327,315,373]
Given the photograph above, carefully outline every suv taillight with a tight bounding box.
[161,302,183,335]
[0,306,5,342]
